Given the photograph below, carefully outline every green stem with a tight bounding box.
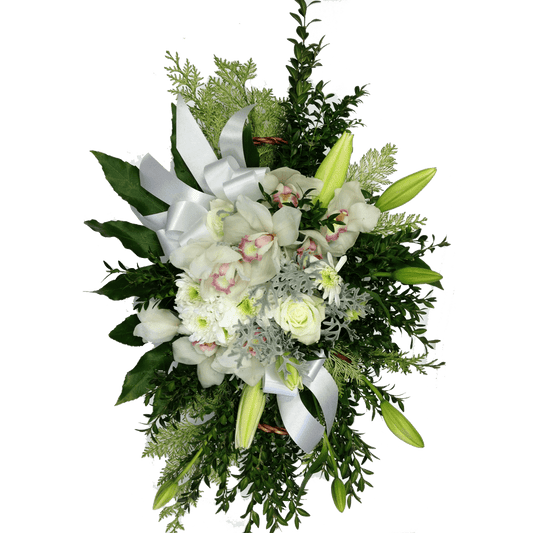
[359,375,383,402]
[175,446,204,484]
[372,272,393,278]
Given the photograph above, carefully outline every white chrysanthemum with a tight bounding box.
[306,253,347,306]
[180,305,227,345]
[217,293,259,336]
[175,274,204,313]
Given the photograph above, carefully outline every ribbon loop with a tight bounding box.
[133,97,270,260]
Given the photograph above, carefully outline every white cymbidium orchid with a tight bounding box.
[301,181,381,257]
[172,337,225,388]
[170,238,251,301]
[223,195,301,285]
[262,167,323,203]
[211,347,266,387]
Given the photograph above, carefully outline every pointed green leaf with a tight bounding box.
[85,219,163,258]
[109,314,143,346]
[91,151,169,216]
[93,273,136,301]
[242,123,260,167]
[116,342,172,405]
[170,103,202,191]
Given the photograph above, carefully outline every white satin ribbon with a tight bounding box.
[133,95,269,259]
[263,352,338,453]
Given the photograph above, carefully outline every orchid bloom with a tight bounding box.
[301,181,381,257]
[223,195,301,285]
[172,337,225,388]
[262,167,323,202]
[169,238,251,301]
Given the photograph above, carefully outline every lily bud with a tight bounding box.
[153,478,179,510]
[235,381,266,449]
[331,478,347,512]
[375,167,436,212]
[315,131,354,206]
[276,356,304,391]
[393,267,442,285]
[380,401,424,448]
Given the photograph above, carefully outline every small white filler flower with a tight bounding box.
[306,253,348,306]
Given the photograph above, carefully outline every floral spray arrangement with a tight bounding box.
[87,1,448,531]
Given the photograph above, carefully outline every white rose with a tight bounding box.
[273,293,326,345]
[133,299,181,344]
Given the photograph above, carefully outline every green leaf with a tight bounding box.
[84,219,163,258]
[109,314,144,346]
[93,273,137,301]
[116,342,173,405]
[91,151,169,216]
[170,103,202,191]
[242,123,260,167]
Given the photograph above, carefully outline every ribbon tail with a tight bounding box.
[219,104,256,167]
[175,95,218,193]
[277,393,325,454]
[304,367,338,435]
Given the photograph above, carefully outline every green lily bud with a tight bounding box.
[331,478,347,513]
[315,131,354,206]
[375,167,436,212]
[393,267,442,285]
[276,356,304,391]
[380,401,424,448]
[153,478,179,510]
[235,381,266,449]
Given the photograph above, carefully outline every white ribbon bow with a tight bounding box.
[133,95,269,260]
[263,351,338,453]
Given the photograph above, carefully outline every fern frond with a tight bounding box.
[348,143,398,194]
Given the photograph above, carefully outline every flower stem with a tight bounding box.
[360,375,383,402]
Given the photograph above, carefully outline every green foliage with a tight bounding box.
[94,256,179,307]
[348,143,398,195]
[116,342,173,405]
[85,219,164,259]
[278,0,367,177]
[108,314,143,346]
[91,151,169,216]
[165,53,284,168]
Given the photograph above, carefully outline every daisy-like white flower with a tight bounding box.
[306,253,348,306]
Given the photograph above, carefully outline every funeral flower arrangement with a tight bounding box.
[87,1,448,531]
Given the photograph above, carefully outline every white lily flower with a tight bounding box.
[172,337,224,388]
[133,299,181,344]
[223,195,301,285]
